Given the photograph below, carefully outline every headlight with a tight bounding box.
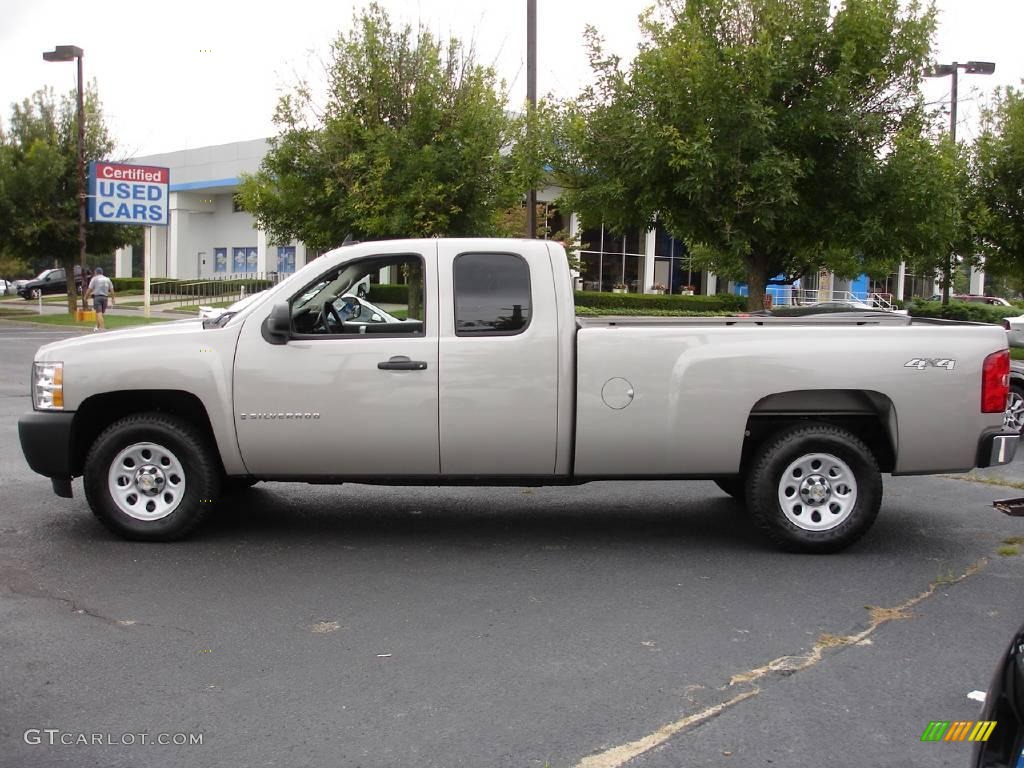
[33,362,64,410]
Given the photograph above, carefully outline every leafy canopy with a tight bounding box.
[238,3,523,247]
[0,84,136,289]
[975,87,1024,281]
[555,0,941,308]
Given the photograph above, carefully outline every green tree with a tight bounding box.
[0,85,137,313]
[555,0,939,309]
[237,3,521,248]
[975,87,1024,288]
[873,128,978,302]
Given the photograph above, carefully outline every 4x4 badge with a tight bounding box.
[904,358,956,371]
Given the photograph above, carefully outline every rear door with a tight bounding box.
[436,243,560,476]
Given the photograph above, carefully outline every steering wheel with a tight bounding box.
[323,300,344,332]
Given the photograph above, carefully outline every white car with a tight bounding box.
[198,291,266,320]
[1004,315,1024,349]
[199,289,400,327]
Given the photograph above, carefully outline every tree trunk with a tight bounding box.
[407,262,423,321]
[63,255,78,316]
[745,254,770,312]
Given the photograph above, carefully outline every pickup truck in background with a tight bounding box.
[18,238,1019,553]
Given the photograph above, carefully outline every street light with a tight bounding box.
[42,45,87,311]
[525,0,537,239]
[924,60,995,305]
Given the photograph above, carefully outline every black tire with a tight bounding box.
[83,413,220,541]
[714,477,745,501]
[747,424,882,554]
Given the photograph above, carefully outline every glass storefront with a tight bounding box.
[653,225,701,294]
[578,224,647,292]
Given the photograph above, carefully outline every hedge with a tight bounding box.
[367,283,409,303]
[576,306,736,317]
[574,291,746,312]
[908,300,1021,324]
[363,285,747,312]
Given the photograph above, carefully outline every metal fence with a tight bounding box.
[150,272,288,305]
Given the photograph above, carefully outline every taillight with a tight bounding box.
[981,349,1010,413]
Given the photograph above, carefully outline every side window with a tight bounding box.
[453,253,531,336]
[289,253,425,337]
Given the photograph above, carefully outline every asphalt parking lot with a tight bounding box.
[1,321,1022,768]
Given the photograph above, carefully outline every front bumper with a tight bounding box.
[18,411,75,497]
[977,430,1019,468]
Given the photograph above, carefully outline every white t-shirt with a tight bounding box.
[88,275,113,297]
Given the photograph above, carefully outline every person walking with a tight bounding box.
[84,267,115,331]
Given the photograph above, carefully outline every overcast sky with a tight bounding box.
[2,0,1021,157]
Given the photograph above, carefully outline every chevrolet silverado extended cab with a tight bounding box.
[18,238,1019,552]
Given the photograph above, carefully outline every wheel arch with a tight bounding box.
[71,390,223,476]
[741,389,897,473]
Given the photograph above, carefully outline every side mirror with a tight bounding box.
[262,302,291,345]
[370,313,382,323]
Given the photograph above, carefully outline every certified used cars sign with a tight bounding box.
[88,162,170,226]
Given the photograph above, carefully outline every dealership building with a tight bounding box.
[117,138,978,303]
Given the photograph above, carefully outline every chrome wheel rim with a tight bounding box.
[1005,391,1024,433]
[777,452,857,532]
[107,442,186,521]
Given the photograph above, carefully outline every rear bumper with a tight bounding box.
[977,430,1019,468]
[18,411,75,496]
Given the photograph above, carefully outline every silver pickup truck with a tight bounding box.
[18,238,1018,552]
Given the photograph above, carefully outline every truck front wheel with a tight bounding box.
[83,413,220,541]
[747,424,881,553]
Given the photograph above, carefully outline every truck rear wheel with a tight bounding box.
[747,424,881,553]
[83,413,219,541]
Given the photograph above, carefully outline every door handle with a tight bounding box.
[377,356,428,371]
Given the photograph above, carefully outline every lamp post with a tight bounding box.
[525,0,537,239]
[43,45,87,312]
[924,60,995,305]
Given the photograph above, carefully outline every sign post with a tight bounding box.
[88,161,170,319]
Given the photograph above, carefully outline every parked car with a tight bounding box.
[0,279,11,296]
[971,620,1024,768]
[7,279,28,296]
[1003,315,1024,349]
[806,300,878,311]
[17,266,89,300]
[18,238,1018,553]
[198,291,267,320]
[956,294,1014,307]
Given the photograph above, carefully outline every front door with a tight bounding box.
[232,247,439,477]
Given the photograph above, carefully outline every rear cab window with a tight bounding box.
[453,252,531,336]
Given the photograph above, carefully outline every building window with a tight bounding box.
[454,252,531,336]
[214,248,227,273]
[232,247,257,273]
[652,225,699,294]
[276,246,296,273]
[577,223,647,292]
[232,195,244,213]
